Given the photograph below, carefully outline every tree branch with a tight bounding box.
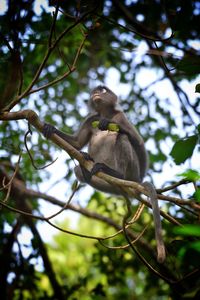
[0,109,192,225]
[2,7,94,112]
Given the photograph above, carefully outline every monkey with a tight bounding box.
[43,85,166,263]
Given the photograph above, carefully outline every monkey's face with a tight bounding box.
[90,86,118,112]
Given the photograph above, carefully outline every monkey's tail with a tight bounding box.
[143,182,166,263]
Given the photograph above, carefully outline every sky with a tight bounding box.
[0,0,53,15]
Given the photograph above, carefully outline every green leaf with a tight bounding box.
[170,135,198,164]
[177,56,200,75]
[72,180,79,191]
[190,241,200,252]
[197,124,200,134]
[178,169,200,181]
[92,121,100,128]
[174,224,200,237]
[194,189,200,202]
[92,121,120,132]
[195,83,200,93]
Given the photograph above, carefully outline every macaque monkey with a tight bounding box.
[43,85,166,263]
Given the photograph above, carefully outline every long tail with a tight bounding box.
[143,182,166,263]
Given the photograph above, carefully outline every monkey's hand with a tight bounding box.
[43,123,56,139]
[91,163,124,179]
[98,118,110,131]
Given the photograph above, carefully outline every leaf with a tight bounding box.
[72,180,79,191]
[195,83,200,93]
[92,121,99,128]
[197,124,200,134]
[177,56,200,75]
[174,224,200,237]
[194,189,200,202]
[190,241,200,252]
[108,123,120,132]
[178,169,200,181]
[170,135,198,164]
[91,121,120,132]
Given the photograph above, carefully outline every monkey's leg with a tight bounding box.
[79,152,124,182]
[91,163,124,179]
[74,165,122,194]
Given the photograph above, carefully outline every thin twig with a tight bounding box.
[96,12,173,42]
[0,153,22,204]
[28,30,87,95]
[99,224,148,250]
[158,194,200,211]
[156,179,191,193]
[48,3,59,47]
[3,8,96,111]
[24,123,58,170]
[45,183,79,220]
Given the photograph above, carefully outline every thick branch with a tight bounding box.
[0,110,152,197]
[0,167,177,281]
[0,109,188,226]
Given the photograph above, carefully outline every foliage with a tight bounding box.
[195,83,200,93]
[170,131,199,164]
[0,0,200,299]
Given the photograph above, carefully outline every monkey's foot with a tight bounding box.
[79,152,94,183]
[80,151,94,162]
[43,123,56,139]
[79,165,92,183]
[91,163,124,179]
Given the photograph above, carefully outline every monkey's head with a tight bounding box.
[90,86,118,112]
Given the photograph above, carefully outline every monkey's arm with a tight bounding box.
[43,115,123,182]
[114,112,145,145]
[43,115,97,150]
[118,115,166,262]
[100,112,148,180]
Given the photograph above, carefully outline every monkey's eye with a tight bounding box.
[101,88,107,94]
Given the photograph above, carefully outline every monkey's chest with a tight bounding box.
[89,130,118,161]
